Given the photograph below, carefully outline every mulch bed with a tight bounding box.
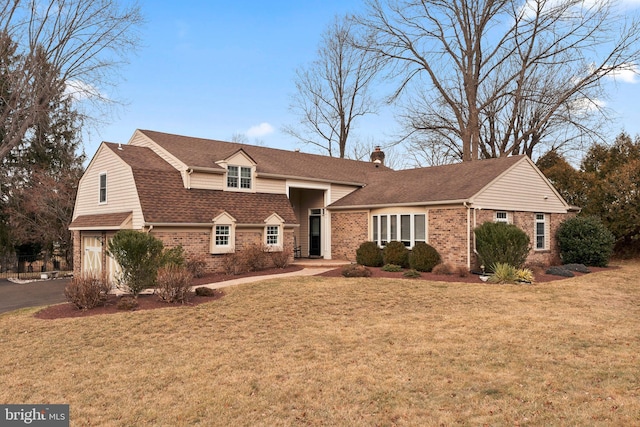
[34,264,609,320]
[34,266,303,320]
[316,265,610,284]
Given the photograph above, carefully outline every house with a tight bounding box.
[70,129,573,282]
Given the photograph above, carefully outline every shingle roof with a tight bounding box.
[330,155,526,207]
[70,211,132,229]
[105,143,298,225]
[137,129,391,185]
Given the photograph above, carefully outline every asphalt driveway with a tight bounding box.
[0,278,69,314]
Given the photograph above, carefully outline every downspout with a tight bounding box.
[464,202,471,270]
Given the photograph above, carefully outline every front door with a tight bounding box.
[309,215,321,257]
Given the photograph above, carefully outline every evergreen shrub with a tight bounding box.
[356,241,383,267]
[383,241,409,267]
[475,222,530,271]
[409,242,441,272]
[557,216,615,267]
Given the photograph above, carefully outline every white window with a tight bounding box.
[99,173,107,204]
[227,165,252,189]
[535,213,547,250]
[266,225,279,246]
[215,225,230,247]
[211,213,236,254]
[496,211,508,223]
[372,213,427,248]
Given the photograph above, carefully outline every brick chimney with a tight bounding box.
[370,146,385,166]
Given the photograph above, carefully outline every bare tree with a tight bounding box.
[285,15,381,158]
[0,0,143,160]
[357,0,640,162]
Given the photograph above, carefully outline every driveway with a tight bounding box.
[0,278,69,314]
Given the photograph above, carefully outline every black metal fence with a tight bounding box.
[0,254,72,280]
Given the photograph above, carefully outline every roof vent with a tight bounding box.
[117,143,123,151]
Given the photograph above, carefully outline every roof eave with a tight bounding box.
[257,172,366,187]
[328,199,472,210]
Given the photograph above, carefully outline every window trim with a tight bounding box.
[98,172,107,204]
[371,213,427,248]
[226,165,253,191]
[495,211,509,223]
[535,213,547,251]
[264,213,285,252]
[211,213,236,254]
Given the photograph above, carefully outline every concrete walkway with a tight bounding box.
[195,267,336,290]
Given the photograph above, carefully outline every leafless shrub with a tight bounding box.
[156,265,193,304]
[64,274,111,310]
[271,248,292,269]
[186,254,207,278]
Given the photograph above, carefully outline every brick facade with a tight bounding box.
[331,211,369,261]
[428,208,469,268]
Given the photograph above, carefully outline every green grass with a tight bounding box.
[1,261,639,426]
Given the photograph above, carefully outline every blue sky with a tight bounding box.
[87,0,640,161]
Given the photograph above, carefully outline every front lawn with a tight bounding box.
[1,261,639,425]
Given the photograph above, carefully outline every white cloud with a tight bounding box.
[246,122,275,138]
[64,79,104,102]
[605,64,640,83]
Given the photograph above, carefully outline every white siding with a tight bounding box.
[226,151,255,167]
[189,172,224,190]
[73,145,145,229]
[472,159,567,213]
[256,177,286,194]
[330,184,359,204]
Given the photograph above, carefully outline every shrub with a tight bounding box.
[402,269,421,278]
[242,243,270,272]
[195,286,216,297]
[341,264,372,277]
[409,242,441,272]
[161,245,186,267]
[221,253,244,275]
[107,230,165,296]
[488,262,518,284]
[117,295,138,311]
[456,266,469,278]
[557,216,615,267]
[382,264,403,272]
[475,222,531,271]
[186,254,207,278]
[64,274,111,310]
[516,268,535,284]
[432,263,453,275]
[356,241,383,267]
[156,265,193,304]
[270,248,292,269]
[383,241,409,267]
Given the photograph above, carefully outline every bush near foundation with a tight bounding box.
[341,264,372,277]
[383,241,409,268]
[475,222,530,271]
[356,241,383,267]
[409,242,441,272]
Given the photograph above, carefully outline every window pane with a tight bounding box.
[216,225,229,246]
[240,167,252,189]
[372,216,378,243]
[496,211,507,223]
[227,166,238,188]
[267,225,279,245]
[401,215,411,245]
[99,174,107,203]
[390,215,397,241]
[381,216,387,245]
[415,215,425,241]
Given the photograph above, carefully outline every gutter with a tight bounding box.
[258,172,366,187]
[144,222,300,228]
[328,199,472,210]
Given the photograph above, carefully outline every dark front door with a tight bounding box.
[309,215,321,257]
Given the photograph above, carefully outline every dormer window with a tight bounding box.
[227,165,252,189]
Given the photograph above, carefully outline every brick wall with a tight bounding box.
[475,210,575,268]
[428,208,469,268]
[331,211,369,261]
